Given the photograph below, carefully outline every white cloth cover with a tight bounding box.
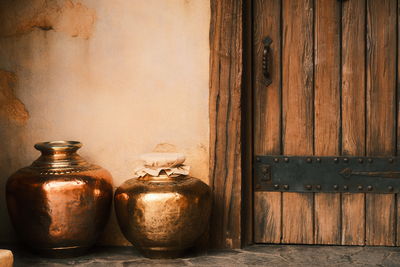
[134,152,190,177]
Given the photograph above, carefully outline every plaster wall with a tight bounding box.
[0,0,210,245]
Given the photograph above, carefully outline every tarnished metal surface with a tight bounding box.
[254,156,400,193]
[6,141,113,257]
[114,174,211,259]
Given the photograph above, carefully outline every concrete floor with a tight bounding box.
[9,245,400,267]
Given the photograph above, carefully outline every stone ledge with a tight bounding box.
[4,245,400,266]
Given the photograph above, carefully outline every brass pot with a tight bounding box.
[6,141,113,257]
[114,173,211,258]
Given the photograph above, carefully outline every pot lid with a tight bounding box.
[134,152,190,177]
[140,152,186,168]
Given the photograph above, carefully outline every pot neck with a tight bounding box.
[31,141,89,168]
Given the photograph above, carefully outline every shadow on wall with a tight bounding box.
[0,0,96,244]
[0,0,96,39]
[0,70,30,243]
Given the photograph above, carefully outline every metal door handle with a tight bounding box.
[262,36,272,86]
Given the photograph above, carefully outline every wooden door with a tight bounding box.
[253,0,398,245]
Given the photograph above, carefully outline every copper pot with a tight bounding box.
[6,141,113,257]
[114,173,211,258]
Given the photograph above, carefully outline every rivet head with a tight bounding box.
[333,185,339,190]
[274,184,279,189]
[367,185,373,191]
[256,157,261,162]
[358,185,363,190]
[256,184,261,189]
[284,157,289,163]
[343,158,349,163]
[283,184,289,190]
[274,158,279,163]
[261,166,269,174]
[368,158,373,163]
[389,158,394,163]
[305,185,312,190]
[343,185,348,190]
[316,185,321,190]
[358,158,363,163]
[334,157,339,163]
[306,158,312,163]
[388,186,394,191]
[316,158,321,163]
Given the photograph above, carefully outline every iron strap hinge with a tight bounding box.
[254,156,400,193]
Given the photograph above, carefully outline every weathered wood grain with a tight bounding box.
[281,0,314,244]
[253,0,282,244]
[209,0,243,249]
[398,0,400,247]
[282,0,313,156]
[254,192,282,243]
[254,0,281,154]
[282,192,314,244]
[342,193,365,245]
[313,0,341,245]
[314,0,340,155]
[341,0,366,246]
[365,0,397,246]
[397,194,400,246]
[314,193,341,244]
[366,194,396,246]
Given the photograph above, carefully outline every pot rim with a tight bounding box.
[34,141,82,152]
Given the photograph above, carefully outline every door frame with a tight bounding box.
[209,0,252,249]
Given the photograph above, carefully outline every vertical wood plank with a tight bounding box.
[253,0,282,244]
[342,194,365,245]
[313,0,341,245]
[365,0,397,246]
[254,192,282,243]
[209,0,243,249]
[397,0,400,247]
[282,193,314,244]
[281,0,314,244]
[314,0,340,156]
[254,0,281,154]
[341,0,366,246]
[314,194,341,244]
[366,194,396,246]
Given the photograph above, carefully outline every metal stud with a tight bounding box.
[388,186,394,191]
[305,185,312,190]
[274,184,279,189]
[343,158,349,163]
[358,158,363,163]
[306,158,312,163]
[334,157,339,163]
[367,185,373,191]
[256,157,261,162]
[358,185,363,190]
[283,184,289,190]
[368,158,373,163]
[316,185,321,190]
[343,185,348,190]
[284,157,289,163]
[316,158,321,163]
[274,158,279,163]
[333,185,339,190]
[389,158,394,163]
